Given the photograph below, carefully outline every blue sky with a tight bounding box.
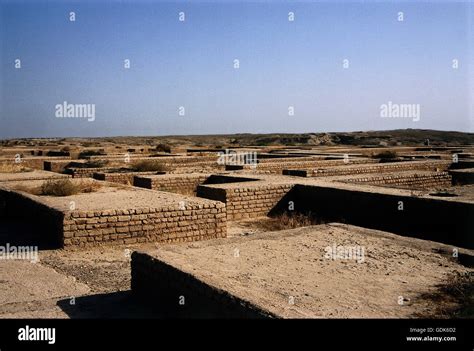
[0,0,472,138]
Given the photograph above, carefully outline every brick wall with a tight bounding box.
[134,174,211,196]
[229,158,377,174]
[93,171,162,185]
[197,183,293,220]
[89,155,218,164]
[62,202,226,247]
[0,156,71,170]
[169,162,224,173]
[342,172,452,189]
[44,160,80,173]
[305,161,450,177]
[0,171,70,183]
[65,167,116,178]
[291,184,474,249]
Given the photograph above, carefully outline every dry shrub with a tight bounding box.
[373,150,397,159]
[132,160,168,172]
[39,179,102,196]
[83,160,109,168]
[262,212,322,231]
[41,179,79,196]
[0,163,32,173]
[154,143,171,153]
[78,150,105,159]
[78,180,102,193]
[415,271,474,318]
[441,272,474,318]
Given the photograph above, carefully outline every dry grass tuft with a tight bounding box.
[261,212,323,231]
[372,150,398,159]
[415,271,474,318]
[132,160,168,172]
[0,163,32,173]
[40,179,79,196]
[27,179,103,196]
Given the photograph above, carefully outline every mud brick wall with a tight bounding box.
[0,148,36,156]
[342,172,452,190]
[44,160,80,173]
[257,156,321,163]
[88,155,220,169]
[0,157,71,170]
[291,184,474,249]
[169,162,224,173]
[89,157,223,173]
[0,172,70,183]
[90,155,218,163]
[134,174,211,196]
[306,161,451,177]
[232,158,377,174]
[93,171,160,185]
[131,252,275,318]
[65,167,116,178]
[62,202,226,247]
[197,184,293,220]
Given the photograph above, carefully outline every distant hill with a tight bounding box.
[1,129,473,148]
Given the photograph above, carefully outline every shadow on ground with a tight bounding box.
[57,291,254,318]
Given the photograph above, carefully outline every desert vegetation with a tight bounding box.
[0,163,32,173]
[373,150,398,159]
[78,150,105,159]
[13,179,102,197]
[153,143,171,153]
[260,212,323,231]
[417,272,474,318]
[132,160,168,172]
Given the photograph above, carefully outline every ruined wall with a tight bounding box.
[306,161,450,178]
[290,184,474,249]
[44,160,79,173]
[0,157,71,170]
[89,154,217,162]
[65,167,115,178]
[134,174,211,196]
[62,202,226,247]
[86,154,224,173]
[131,251,275,318]
[198,183,293,220]
[0,171,70,183]
[169,162,224,173]
[93,171,161,185]
[342,172,452,190]
[229,158,377,174]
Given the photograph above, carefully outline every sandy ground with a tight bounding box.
[1,178,218,212]
[144,222,473,318]
[0,170,68,182]
[0,217,470,318]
